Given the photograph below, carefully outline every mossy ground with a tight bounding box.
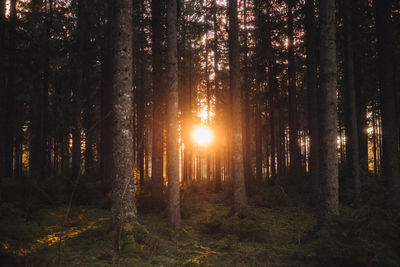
[1,187,317,266]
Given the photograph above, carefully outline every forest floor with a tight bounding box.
[1,185,319,266]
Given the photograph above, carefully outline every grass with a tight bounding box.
[1,188,317,266]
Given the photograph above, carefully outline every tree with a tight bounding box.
[166,0,181,229]
[110,0,137,242]
[343,0,360,204]
[319,0,339,222]
[151,0,164,206]
[72,0,86,178]
[100,0,113,186]
[375,0,400,200]
[0,0,5,179]
[228,0,247,215]
[304,0,319,205]
[287,0,301,181]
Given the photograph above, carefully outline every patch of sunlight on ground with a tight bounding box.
[2,217,109,256]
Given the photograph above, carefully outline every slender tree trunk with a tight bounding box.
[151,0,164,205]
[41,0,53,178]
[135,0,146,185]
[268,53,277,182]
[375,0,400,199]
[319,0,339,222]
[242,0,252,184]
[0,0,5,179]
[305,0,319,205]
[213,0,222,192]
[344,0,360,204]
[228,0,247,215]
[4,0,17,178]
[110,0,137,241]
[287,0,300,181]
[72,0,86,178]
[101,0,113,186]
[352,0,368,173]
[167,0,181,229]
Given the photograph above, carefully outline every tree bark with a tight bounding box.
[287,0,301,181]
[228,0,247,215]
[0,0,5,179]
[110,0,137,235]
[101,0,113,186]
[167,0,181,229]
[344,0,360,204]
[4,0,17,178]
[319,0,339,222]
[375,0,400,199]
[305,0,319,205]
[151,0,164,206]
[213,0,222,192]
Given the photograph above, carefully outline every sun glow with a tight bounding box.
[193,127,213,145]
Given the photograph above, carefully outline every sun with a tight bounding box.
[193,127,213,145]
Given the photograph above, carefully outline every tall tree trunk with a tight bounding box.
[110,0,137,243]
[242,0,252,185]
[352,0,368,173]
[135,0,146,185]
[344,0,360,204]
[151,0,164,205]
[268,59,277,182]
[375,0,400,199]
[167,0,181,229]
[41,0,53,178]
[287,0,300,181]
[72,0,86,178]
[305,0,319,205]
[213,0,222,192]
[0,0,5,179]
[319,0,339,222]
[228,0,247,215]
[4,0,17,178]
[101,0,113,186]
[254,0,266,182]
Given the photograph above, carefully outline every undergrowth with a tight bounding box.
[0,176,399,266]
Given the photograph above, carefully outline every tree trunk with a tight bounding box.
[0,0,5,179]
[242,0,252,185]
[287,0,300,181]
[72,0,86,178]
[110,0,137,238]
[305,0,319,205]
[213,0,222,192]
[344,0,360,204]
[167,0,181,229]
[375,0,400,199]
[352,0,368,173]
[228,0,247,215]
[151,0,164,206]
[319,0,339,222]
[135,0,146,185]
[100,0,113,186]
[3,0,17,178]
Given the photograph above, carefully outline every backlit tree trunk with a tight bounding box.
[228,0,247,215]
[167,0,181,229]
[319,0,339,222]
[0,0,5,179]
[344,0,360,204]
[151,0,164,205]
[287,0,301,180]
[110,0,137,235]
[305,0,319,205]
